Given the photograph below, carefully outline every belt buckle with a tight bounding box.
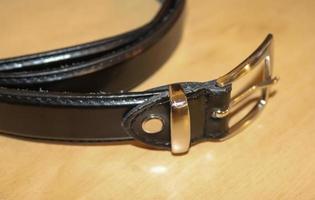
[169,34,279,154]
[213,34,279,140]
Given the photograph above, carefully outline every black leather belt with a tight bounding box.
[0,0,278,154]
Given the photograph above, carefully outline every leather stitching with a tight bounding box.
[122,82,222,148]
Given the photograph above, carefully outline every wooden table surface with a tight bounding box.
[0,0,314,199]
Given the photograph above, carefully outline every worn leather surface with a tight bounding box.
[0,0,231,149]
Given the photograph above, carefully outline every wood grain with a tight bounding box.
[0,0,315,199]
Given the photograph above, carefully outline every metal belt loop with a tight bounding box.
[168,84,191,154]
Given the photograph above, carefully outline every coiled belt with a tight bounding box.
[0,0,278,154]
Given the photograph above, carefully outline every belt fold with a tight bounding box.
[0,0,231,150]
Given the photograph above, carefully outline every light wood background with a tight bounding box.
[0,0,315,199]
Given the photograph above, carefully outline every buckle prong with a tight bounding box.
[230,77,278,108]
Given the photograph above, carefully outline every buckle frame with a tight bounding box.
[213,34,279,141]
[167,34,278,154]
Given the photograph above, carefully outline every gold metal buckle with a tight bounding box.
[167,34,278,154]
[213,34,279,140]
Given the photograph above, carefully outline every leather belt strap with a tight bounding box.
[0,0,278,154]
